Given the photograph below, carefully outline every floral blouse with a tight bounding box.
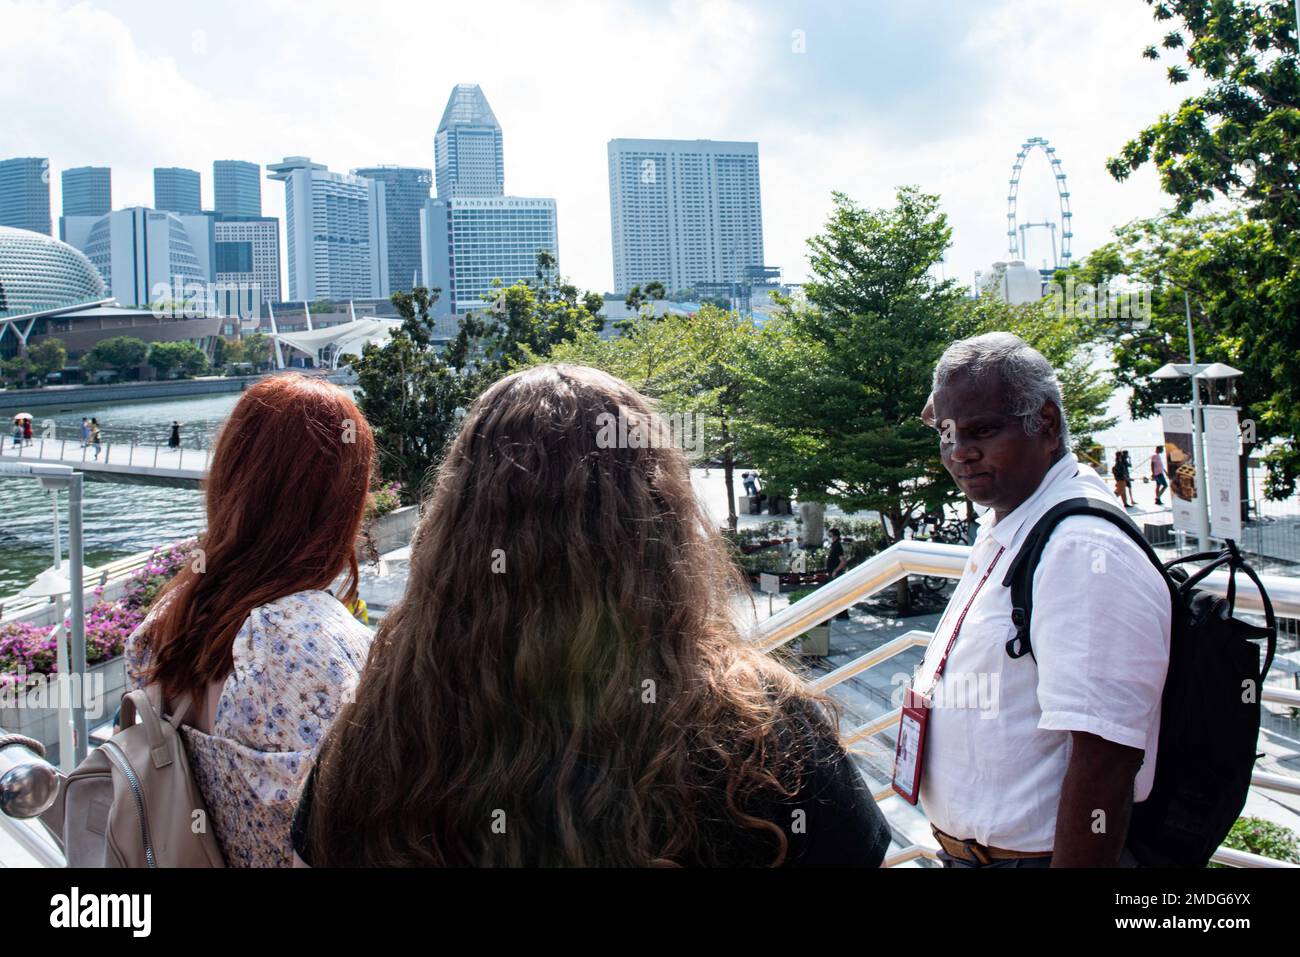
[126,589,372,868]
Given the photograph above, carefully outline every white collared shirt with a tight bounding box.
[915,453,1171,852]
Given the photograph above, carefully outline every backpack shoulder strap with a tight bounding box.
[1000,496,1170,661]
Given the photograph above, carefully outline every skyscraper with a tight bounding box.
[153,167,202,215]
[78,208,209,307]
[421,85,559,318]
[213,160,262,217]
[61,167,112,217]
[213,214,281,306]
[421,197,558,316]
[0,157,52,235]
[267,157,388,301]
[352,165,431,294]
[607,139,764,295]
[435,84,504,199]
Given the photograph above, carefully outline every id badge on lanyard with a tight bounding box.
[890,545,1005,805]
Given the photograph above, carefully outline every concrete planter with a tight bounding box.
[0,656,128,754]
[797,624,831,657]
[357,504,420,562]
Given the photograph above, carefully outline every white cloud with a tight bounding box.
[1,0,1190,293]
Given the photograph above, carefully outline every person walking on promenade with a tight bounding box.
[910,333,1170,867]
[826,528,850,620]
[1122,450,1137,506]
[168,420,182,449]
[80,417,90,448]
[1150,445,1167,506]
[89,419,102,460]
[1112,449,1134,507]
[21,417,32,447]
[10,418,22,448]
[292,364,891,868]
[126,374,375,867]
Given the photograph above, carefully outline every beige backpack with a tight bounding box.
[41,686,225,867]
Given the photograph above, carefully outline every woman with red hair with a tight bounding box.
[126,373,376,867]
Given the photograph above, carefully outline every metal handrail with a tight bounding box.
[755,538,1300,869]
[0,733,64,867]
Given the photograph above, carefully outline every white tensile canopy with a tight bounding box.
[269,318,403,368]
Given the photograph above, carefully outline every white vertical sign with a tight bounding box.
[1159,405,1200,536]
[1202,406,1242,542]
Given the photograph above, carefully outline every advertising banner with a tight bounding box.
[1202,406,1242,542]
[1159,405,1200,536]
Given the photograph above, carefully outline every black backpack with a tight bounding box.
[1002,497,1277,868]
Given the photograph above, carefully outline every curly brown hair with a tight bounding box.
[307,364,834,866]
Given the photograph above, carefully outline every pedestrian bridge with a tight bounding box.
[0,436,209,487]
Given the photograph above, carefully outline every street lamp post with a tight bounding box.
[0,462,87,768]
[1152,294,1244,551]
[1185,290,1212,550]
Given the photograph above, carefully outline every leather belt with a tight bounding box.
[931,825,1053,865]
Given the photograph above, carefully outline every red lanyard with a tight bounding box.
[920,545,1006,696]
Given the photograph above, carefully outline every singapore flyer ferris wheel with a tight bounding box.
[1005,136,1074,269]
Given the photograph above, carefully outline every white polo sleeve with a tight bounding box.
[1028,516,1171,750]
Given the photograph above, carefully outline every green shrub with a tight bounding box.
[1213,816,1300,864]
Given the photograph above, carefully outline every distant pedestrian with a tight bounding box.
[826,528,850,620]
[1121,450,1137,506]
[10,418,21,448]
[80,418,90,448]
[1113,450,1134,507]
[22,418,32,446]
[168,421,181,449]
[90,421,102,460]
[742,471,757,497]
[1150,445,1167,506]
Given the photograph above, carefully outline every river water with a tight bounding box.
[0,392,238,597]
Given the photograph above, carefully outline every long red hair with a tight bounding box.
[141,373,375,703]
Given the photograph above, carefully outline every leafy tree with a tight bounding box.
[148,341,209,379]
[241,332,272,371]
[83,336,148,378]
[1,355,33,387]
[350,286,475,499]
[28,338,66,378]
[623,280,666,314]
[1109,0,1300,229]
[353,254,606,501]
[469,252,605,373]
[740,188,967,609]
[1107,0,1300,494]
[178,342,210,377]
[549,304,756,531]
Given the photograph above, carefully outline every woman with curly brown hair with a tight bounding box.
[292,364,889,867]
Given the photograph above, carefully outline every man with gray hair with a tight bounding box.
[896,332,1170,867]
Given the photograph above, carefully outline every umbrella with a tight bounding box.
[18,564,96,599]
[13,412,33,421]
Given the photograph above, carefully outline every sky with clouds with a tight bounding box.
[1,0,1191,294]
